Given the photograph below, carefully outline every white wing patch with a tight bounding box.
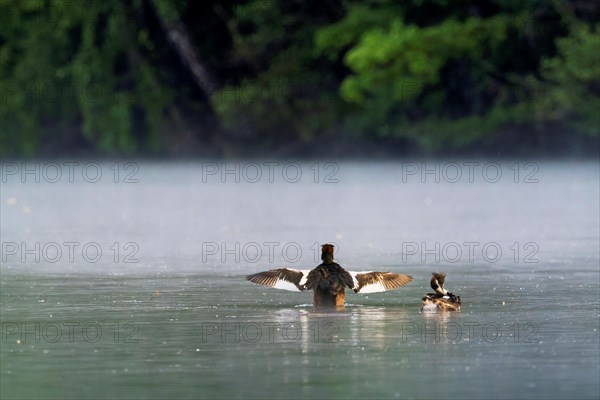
[298,272,308,287]
[272,278,303,292]
[356,280,387,293]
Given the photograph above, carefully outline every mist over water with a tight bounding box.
[1,160,599,399]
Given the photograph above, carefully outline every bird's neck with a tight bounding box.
[321,254,334,264]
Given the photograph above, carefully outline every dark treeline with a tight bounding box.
[1,0,599,157]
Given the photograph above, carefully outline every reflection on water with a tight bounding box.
[1,161,599,399]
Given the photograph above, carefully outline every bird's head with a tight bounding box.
[321,244,335,263]
[432,272,446,280]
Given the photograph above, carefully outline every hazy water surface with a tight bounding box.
[1,160,599,399]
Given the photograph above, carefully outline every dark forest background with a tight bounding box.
[1,0,599,157]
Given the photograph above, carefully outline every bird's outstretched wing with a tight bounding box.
[350,271,413,293]
[246,268,310,292]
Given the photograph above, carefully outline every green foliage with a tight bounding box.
[0,0,598,156]
[336,16,510,103]
[315,4,396,59]
[0,0,173,156]
[309,0,599,149]
[211,0,341,142]
[537,23,600,135]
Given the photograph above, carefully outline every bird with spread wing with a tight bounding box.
[246,244,412,308]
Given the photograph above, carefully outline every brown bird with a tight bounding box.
[246,244,413,308]
[421,272,461,311]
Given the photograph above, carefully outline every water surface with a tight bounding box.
[1,160,599,399]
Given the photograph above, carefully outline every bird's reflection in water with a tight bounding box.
[421,308,455,323]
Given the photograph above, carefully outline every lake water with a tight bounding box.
[1,160,599,399]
